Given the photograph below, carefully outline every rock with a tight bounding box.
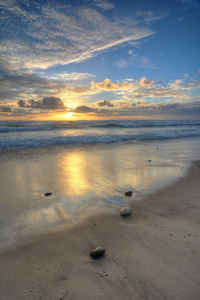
[125,190,132,196]
[119,207,131,216]
[45,192,52,196]
[149,160,152,162]
[90,247,105,257]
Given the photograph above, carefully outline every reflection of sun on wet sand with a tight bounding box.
[0,161,200,300]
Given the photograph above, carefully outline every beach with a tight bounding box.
[0,134,200,299]
[1,0,200,297]
[0,161,200,300]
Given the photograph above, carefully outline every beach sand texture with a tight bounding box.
[0,161,200,300]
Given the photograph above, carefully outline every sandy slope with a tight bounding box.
[0,162,200,300]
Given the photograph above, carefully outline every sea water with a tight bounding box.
[0,120,200,247]
[0,120,200,149]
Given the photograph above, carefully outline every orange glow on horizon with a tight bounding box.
[0,112,195,121]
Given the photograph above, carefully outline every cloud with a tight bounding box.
[96,99,115,107]
[57,73,96,80]
[114,59,129,68]
[0,70,65,101]
[71,100,200,119]
[93,0,114,10]
[91,77,154,92]
[0,0,156,70]
[140,77,154,86]
[91,78,134,91]
[135,11,168,24]
[0,70,96,102]
[0,106,12,112]
[73,105,98,114]
[170,79,200,90]
[116,101,136,108]
[114,54,156,69]
[18,97,66,110]
[119,77,200,102]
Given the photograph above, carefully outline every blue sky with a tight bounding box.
[0,0,200,120]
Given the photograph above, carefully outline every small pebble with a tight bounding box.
[90,247,105,257]
[45,192,52,196]
[119,207,131,216]
[125,190,132,196]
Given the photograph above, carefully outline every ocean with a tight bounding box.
[0,119,200,150]
[0,119,200,247]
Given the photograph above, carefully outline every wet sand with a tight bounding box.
[0,161,200,300]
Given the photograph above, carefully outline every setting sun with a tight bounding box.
[65,112,74,119]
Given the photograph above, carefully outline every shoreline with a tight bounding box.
[0,161,200,299]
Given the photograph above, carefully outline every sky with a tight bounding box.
[0,0,200,121]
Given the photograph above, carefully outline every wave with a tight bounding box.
[92,120,200,129]
[1,120,200,133]
[1,129,200,150]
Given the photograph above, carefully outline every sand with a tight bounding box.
[0,160,200,300]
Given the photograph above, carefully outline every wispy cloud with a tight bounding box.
[135,10,168,24]
[57,73,96,80]
[114,53,156,69]
[93,0,114,11]
[0,0,156,70]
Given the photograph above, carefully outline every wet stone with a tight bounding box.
[90,247,105,258]
[125,191,132,196]
[45,192,52,196]
[119,207,131,216]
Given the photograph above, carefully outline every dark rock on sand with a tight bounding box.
[125,190,132,196]
[119,207,131,216]
[45,192,52,196]
[90,247,105,257]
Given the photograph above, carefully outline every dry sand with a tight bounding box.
[0,161,200,300]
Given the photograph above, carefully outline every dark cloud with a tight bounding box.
[0,71,66,102]
[0,106,12,112]
[72,101,200,119]
[73,105,99,114]
[96,99,115,107]
[0,71,53,89]
[18,97,66,110]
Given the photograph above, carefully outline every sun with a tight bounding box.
[65,112,74,119]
